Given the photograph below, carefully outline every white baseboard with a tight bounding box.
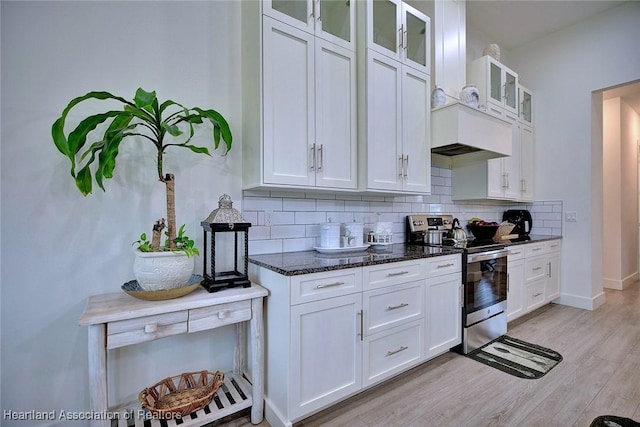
[603,272,639,290]
[555,291,606,310]
[265,397,291,427]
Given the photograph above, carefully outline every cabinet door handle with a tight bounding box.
[317,144,324,171]
[398,156,404,177]
[387,303,409,311]
[403,28,408,51]
[398,26,403,49]
[505,172,510,189]
[386,345,408,356]
[404,155,409,178]
[315,0,321,22]
[507,273,510,293]
[521,178,526,192]
[437,263,454,269]
[547,262,552,277]
[310,144,316,171]
[316,281,345,289]
[358,310,363,341]
[460,284,464,308]
[386,270,409,277]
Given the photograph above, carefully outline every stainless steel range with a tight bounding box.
[406,214,508,354]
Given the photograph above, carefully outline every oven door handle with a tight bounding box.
[467,249,508,262]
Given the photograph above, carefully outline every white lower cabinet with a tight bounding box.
[507,239,562,323]
[506,245,525,322]
[249,254,462,427]
[290,293,362,419]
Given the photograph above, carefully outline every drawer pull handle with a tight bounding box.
[532,267,542,271]
[218,310,228,319]
[533,292,542,297]
[387,303,409,311]
[387,271,409,277]
[316,281,345,289]
[511,251,522,255]
[437,263,454,268]
[144,323,158,334]
[532,248,542,251]
[387,346,409,356]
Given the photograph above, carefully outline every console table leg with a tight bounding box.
[88,324,108,427]
[250,297,264,424]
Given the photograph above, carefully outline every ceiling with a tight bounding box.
[465,0,640,114]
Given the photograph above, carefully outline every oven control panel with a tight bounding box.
[407,214,453,232]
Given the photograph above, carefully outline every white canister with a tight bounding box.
[342,222,364,247]
[460,85,480,108]
[319,222,341,248]
[431,86,446,108]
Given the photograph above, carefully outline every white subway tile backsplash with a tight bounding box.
[243,176,562,255]
[283,198,316,211]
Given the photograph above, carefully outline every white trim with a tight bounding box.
[603,272,639,290]
[265,397,291,427]
[555,291,606,311]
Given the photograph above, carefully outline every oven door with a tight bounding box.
[464,249,508,326]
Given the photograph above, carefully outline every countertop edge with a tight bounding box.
[248,236,561,276]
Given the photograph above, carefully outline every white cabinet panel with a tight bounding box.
[425,272,462,358]
[290,293,362,420]
[262,17,316,187]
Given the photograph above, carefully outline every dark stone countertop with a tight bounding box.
[249,244,462,276]
[248,235,561,277]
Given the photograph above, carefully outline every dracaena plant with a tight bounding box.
[52,87,232,252]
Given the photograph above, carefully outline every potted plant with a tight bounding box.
[52,88,232,290]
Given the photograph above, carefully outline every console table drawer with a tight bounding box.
[189,300,252,333]
[107,311,188,349]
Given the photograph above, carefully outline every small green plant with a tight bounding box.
[133,224,200,257]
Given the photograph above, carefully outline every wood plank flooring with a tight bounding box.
[211,284,640,427]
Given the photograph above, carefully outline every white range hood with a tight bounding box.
[431,102,512,162]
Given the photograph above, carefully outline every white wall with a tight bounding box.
[507,1,640,309]
[1,2,243,424]
[603,98,623,284]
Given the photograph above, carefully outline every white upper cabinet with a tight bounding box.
[359,1,431,194]
[243,4,357,191]
[469,55,518,116]
[366,0,430,75]
[264,0,354,50]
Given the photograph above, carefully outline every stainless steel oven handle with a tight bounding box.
[467,248,508,263]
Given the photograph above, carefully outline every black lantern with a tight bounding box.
[201,194,251,292]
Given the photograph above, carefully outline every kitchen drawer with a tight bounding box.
[363,259,426,291]
[524,242,545,258]
[291,268,362,305]
[545,239,562,253]
[363,320,423,387]
[188,300,252,333]
[525,256,546,281]
[364,281,424,336]
[107,311,188,349]
[525,279,545,311]
[425,254,461,277]
[507,245,526,261]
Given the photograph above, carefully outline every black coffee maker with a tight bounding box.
[503,210,533,236]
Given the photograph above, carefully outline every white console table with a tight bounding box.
[79,284,268,427]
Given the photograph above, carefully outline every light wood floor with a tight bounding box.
[213,284,640,427]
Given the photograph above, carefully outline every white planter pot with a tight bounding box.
[133,250,195,291]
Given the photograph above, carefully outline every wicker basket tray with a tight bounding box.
[139,371,224,419]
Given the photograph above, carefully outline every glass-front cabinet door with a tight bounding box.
[367,0,429,74]
[402,2,429,74]
[519,85,533,125]
[485,55,518,115]
[265,0,354,50]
